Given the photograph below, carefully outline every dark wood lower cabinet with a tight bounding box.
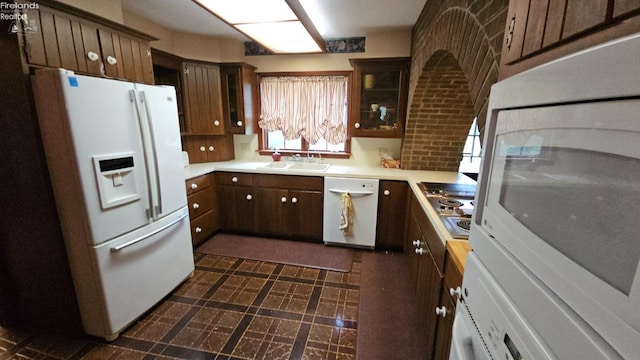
[433,289,456,360]
[217,173,323,240]
[218,184,256,233]
[376,180,409,251]
[406,193,459,359]
[254,175,323,241]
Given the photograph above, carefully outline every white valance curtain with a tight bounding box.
[258,75,348,145]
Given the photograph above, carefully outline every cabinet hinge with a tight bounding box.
[506,14,516,50]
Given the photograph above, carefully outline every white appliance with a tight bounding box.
[450,253,553,360]
[31,69,195,341]
[323,177,379,248]
[468,33,640,359]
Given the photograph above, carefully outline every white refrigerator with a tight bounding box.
[31,69,195,341]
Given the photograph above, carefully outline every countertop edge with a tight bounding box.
[183,160,476,247]
[446,240,473,275]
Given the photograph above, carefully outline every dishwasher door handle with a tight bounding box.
[328,188,374,197]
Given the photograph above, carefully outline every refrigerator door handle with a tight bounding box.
[139,90,163,217]
[110,211,188,252]
[130,89,156,219]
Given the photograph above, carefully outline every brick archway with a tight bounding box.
[401,4,507,170]
[401,50,475,171]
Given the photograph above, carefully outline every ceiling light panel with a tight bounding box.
[236,21,323,53]
[195,0,297,24]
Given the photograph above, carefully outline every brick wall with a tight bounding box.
[401,0,508,171]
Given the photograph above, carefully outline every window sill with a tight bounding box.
[258,149,351,160]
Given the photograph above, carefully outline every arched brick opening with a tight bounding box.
[402,50,475,171]
[401,3,508,170]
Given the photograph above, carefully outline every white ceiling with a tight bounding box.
[122,0,428,41]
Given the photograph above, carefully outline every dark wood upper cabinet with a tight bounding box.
[499,0,640,79]
[182,62,224,135]
[17,1,154,84]
[349,58,410,138]
[220,63,258,135]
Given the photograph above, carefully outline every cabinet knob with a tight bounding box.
[214,120,220,126]
[231,176,238,183]
[383,189,390,196]
[412,239,421,247]
[281,196,287,203]
[208,146,215,152]
[415,247,424,255]
[190,183,198,190]
[106,55,117,65]
[435,306,448,318]
[355,122,361,129]
[86,51,99,61]
[449,287,462,298]
[195,226,202,233]
[246,194,252,201]
[192,203,200,209]
[200,146,206,152]
[291,197,298,204]
[237,121,243,126]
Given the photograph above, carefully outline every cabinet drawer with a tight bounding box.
[188,189,214,220]
[190,210,215,247]
[216,172,253,186]
[185,174,212,195]
[254,174,323,191]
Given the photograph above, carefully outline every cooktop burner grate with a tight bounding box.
[439,198,463,207]
[456,219,471,231]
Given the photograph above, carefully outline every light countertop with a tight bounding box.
[446,240,473,275]
[183,160,475,251]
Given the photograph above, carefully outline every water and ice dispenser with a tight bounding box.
[93,153,140,209]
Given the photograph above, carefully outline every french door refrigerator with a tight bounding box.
[31,69,195,341]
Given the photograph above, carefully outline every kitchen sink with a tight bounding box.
[258,162,291,169]
[287,163,331,172]
[257,162,331,172]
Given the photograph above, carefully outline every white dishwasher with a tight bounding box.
[323,177,379,248]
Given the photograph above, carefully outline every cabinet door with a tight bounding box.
[376,180,409,250]
[433,290,455,360]
[613,0,640,18]
[405,211,423,294]
[350,58,410,138]
[20,5,102,76]
[98,29,154,84]
[416,247,443,359]
[288,190,323,240]
[183,63,224,134]
[219,185,255,233]
[501,0,530,65]
[221,64,258,134]
[182,135,235,163]
[255,188,289,236]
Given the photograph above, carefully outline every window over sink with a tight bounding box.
[257,72,352,158]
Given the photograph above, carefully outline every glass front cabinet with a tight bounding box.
[220,63,257,135]
[350,58,410,138]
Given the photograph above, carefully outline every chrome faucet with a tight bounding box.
[288,154,303,162]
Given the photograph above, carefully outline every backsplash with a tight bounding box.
[233,134,402,167]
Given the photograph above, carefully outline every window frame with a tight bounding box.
[256,71,353,159]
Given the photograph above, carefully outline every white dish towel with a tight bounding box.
[340,192,353,235]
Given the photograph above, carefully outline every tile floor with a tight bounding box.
[0,251,362,360]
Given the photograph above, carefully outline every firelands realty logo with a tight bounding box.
[1,1,39,34]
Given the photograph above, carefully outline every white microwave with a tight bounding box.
[471,33,640,359]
